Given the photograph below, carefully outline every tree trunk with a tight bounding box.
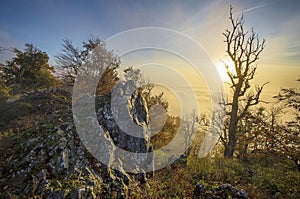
[224,118,238,158]
[224,82,241,158]
[224,131,236,158]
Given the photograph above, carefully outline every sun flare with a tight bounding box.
[216,58,236,82]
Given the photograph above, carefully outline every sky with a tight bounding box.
[0,0,300,114]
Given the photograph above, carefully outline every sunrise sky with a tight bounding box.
[1,0,299,114]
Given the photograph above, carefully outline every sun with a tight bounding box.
[216,58,236,82]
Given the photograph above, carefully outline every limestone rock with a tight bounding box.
[97,81,153,172]
[1,85,152,198]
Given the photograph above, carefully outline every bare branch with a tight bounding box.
[238,82,269,120]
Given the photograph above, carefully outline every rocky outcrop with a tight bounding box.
[96,81,153,173]
[0,82,152,198]
[193,183,248,199]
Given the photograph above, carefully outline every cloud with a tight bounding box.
[234,2,272,16]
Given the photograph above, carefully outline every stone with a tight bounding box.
[69,188,97,199]
[97,81,153,171]
[193,183,248,199]
[36,169,48,181]
[193,183,206,197]
[46,190,65,199]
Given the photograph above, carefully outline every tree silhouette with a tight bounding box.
[221,6,267,158]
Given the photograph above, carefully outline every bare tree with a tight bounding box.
[55,38,119,95]
[55,37,103,83]
[222,6,267,158]
[182,110,199,156]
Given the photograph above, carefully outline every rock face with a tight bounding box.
[193,183,248,199]
[96,81,153,172]
[0,84,152,198]
[97,81,149,152]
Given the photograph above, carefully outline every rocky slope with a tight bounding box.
[0,82,151,198]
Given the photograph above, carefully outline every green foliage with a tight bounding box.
[3,44,58,94]
[143,167,194,198]
[187,156,300,198]
[187,157,249,185]
[252,166,300,198]
[0,80,10,102]
[0,101,33,125]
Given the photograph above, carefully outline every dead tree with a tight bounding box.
[222,6,267,158]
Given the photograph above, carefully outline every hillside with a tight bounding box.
[0,87,299,198]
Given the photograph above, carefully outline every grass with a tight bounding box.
[0,88,71,129]
[126,155,300,198]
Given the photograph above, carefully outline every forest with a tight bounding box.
[0,6,299,199]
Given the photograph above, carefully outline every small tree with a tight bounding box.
[273,81,300,171]
[234,106,274,160]
[221,6,267,158]
[3,44,58,94]
[56,38,119,95]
